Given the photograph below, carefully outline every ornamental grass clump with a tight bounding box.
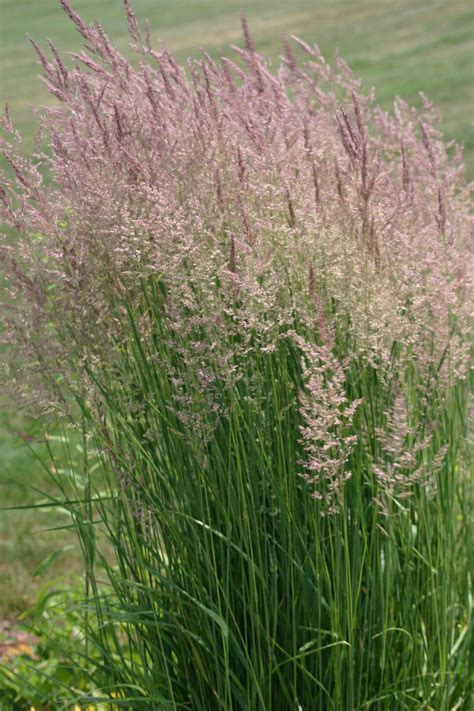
[0,1,472,708]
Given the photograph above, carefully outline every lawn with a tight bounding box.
[1,0,473,169]
[0,0,473,618]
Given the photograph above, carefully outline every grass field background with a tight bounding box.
[0,0,473,618]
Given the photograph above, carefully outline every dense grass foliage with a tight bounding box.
[0,1,472,708]
[62,283,470,709]
[0,0,473,626]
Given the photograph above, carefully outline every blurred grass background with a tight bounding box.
[1,0,473,167]
[0,0,473,618]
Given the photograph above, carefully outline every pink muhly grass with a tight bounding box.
[0,0,472,511]
[0,7,472,707]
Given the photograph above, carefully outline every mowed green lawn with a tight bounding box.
[1,0,473,167]
[0,0,473,618]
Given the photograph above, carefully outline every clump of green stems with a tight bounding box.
[40,276,469,710]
